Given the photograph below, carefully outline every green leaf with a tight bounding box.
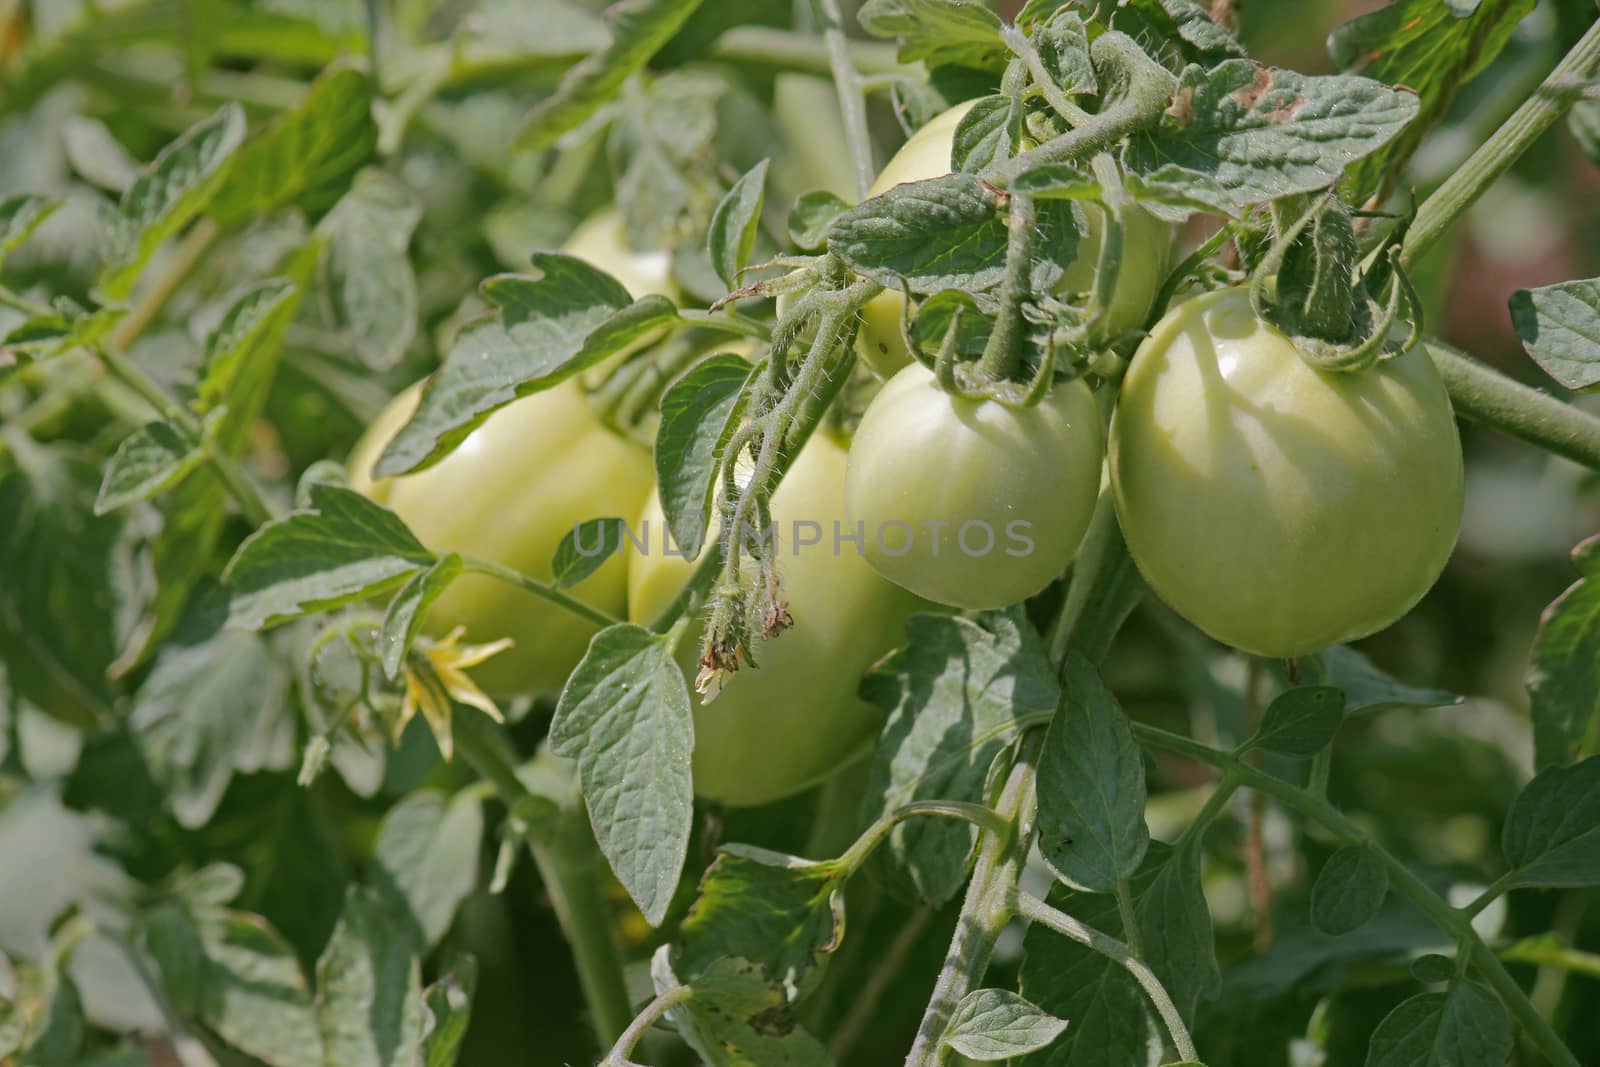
[708,158,769,290]
[552,518,626,589]
[1032,9,1095,96]
[315,887,427,1067]
[223,482,434,630]
[210,64,376,227]
[94,420,204,515]
[676,845,846,1001]
[1112,0,1244,68]
[1509,279,1600,391]
[1364,981,1511,1067]
[861,609,1058,903]
[1287,645,1461,717]
[1330,0,1534,203]
[419,956,476,1067]
[195,278,300,412]
[1249,685,1345,757]
[786,191,851,252]
[197,910,324,1067]
[0,195,61,266]
[829,174,1080,295]
[1501,754,1600,889]
[1125,61,1420,210]
[130,587,294,828]
[857,0,1007,72]
[1037,653,1149,893]
[652,952,831,1067]
[1410,954,1457,984]
[368,790,486,953]
[952,95,1021,173]
[314,169,422,372]
[98,103,247,301]
[1528,537,1600,767]
[1570,99,1600,169]
[1310,844,1388,935]
[550,624,693,926]
[380,554,464,680]
[513,0,705,151]
[654,353,757,561]
[375,256,678,476]
[943,989,1068,1060]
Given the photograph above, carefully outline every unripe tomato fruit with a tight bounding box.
[627,435,925,806]
[854,102,1171,379]
[560,208,676,302]
[843,362,1104,609]
[349,381,654,697]
[1109,287,1464,657]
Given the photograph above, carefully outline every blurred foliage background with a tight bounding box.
[1,0,1598,1064]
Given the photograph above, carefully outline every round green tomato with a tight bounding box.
[350,381,654,697]
[853,102,1171,379]
[843,362,1104,609]
[1109,287,1464,657]
[627,434,926,806]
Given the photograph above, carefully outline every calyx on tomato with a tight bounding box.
[1109,287,1464,657]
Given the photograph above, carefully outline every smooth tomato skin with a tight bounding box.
[561,208,677,302]
[853,102,1171,379]
[1109,287,1464,657]
[350,382,654,696]
[843,362,1104,609]
[627,435,926,806]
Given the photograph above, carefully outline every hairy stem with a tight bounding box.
[1404,17,1600,268]
[1013,890,1200,1063]
[1131,722,1581,1067]
[904,733,1042,1067]
[1002,24,1094,128]
[977,191,1038,382]
[811,0,875,199]
[1427,340,1600,472]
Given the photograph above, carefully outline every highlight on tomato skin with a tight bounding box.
[1109,286,1465,658]
[843,361,1104,611]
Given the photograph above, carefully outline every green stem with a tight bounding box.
[708,26,905,78]
[676,308,774,342]
[459,556,621,630]
[1174,769,1243,853]
[451,714,634,1052]
[986,32,1177,187]
[1002,24,1094,127]
[1114,878,1145,958]
[108,217,220,353]
[1403,17,1600,268]
[904,733,1042,1067]
[1131,722,1581,1067]
[811,0,876,199]
[840,800,1014,875]
[1013,890,1200,1063]
[977,191,1038,382]
[603,984,691,1066]
[1426,340,1600,472]
[1463,870,1519,920]
[1500,938,1600,980]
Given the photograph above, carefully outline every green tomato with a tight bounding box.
[561,208,677,302]
[853,102,1171,379]
[350,381,654,698]
[627,434,926,806]
[1109,287,1464,657]
[843,362,1104,609]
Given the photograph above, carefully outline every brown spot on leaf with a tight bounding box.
[1230,65,1275,110]
[1264,96,1308,123]
[1167,86,1196,126]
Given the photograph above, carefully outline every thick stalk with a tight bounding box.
[1131,722,1581,1067]
[1427,340,1600,472]
[904,733,1041,1067]
[810,0,875,198]
[1403,17,1600,268]
[977,191,1038,381]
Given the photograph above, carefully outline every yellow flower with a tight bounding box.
[397,627,511,760]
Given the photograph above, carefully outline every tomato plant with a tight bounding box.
[1111,287,1465,657]
[844,361,1103,609]
[629,432,924,806]
[6,3,1600,1067]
